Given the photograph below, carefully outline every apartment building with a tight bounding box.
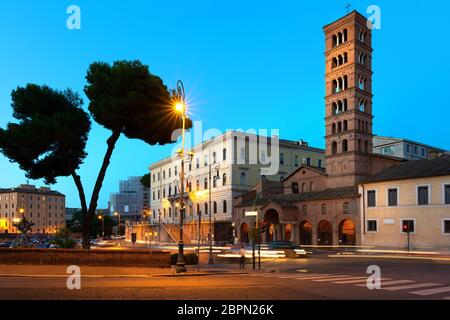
[0,184,66,234]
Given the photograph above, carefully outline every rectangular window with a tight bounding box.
[294,156,299,167]
[213,152,216,163]
[388,188,398,206]
[174,166,178,176]
[367,190,376,207]
[280,153,285,165]
[318,159,322,168]
[306,157,311,166]
[196,158,200,169]
[343,202,349,214]
[443,220,450,235]
[223,148,227,161]
[444,185,450,205]
[417,186,429,205]
[367,220,378,232]
[401,219,415,233]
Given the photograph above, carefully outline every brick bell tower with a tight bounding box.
[323,11,374,188]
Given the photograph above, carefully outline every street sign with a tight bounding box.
[245,211,258,217]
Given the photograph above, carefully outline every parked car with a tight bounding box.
[95,240,118,248]
[0,242,11,248]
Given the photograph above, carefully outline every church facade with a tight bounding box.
[233,11,404,247]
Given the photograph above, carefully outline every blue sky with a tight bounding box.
[1,0,449,208]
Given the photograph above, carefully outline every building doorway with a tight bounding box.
[264,209,280,242]
[318,220,333,245]
[299,221,312,245]
[240,222,249,243]
[339,219,355,245]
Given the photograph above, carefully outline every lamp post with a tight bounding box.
[208,162,220,265]
[175,80,187,273]
[114,211,121,237]
[98,214,104,239]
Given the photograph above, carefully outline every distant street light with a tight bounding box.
[114,211,121,236]
[98,214,104,239]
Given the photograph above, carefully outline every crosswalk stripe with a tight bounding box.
[294,275,349,281]
[278,274,324,279]
[313,276,367,282]
[333,278,392,284]
[410,286,450,296]
[383,283,442,291]
[355,280,414,287]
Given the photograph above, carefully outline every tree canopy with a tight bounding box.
[0,84,91,184]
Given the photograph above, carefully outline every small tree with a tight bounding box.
[51,228,76,249]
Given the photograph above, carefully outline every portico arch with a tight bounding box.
[264,209,280,242]
[338,219,356,245]
[240,222,249,244]
[299,220,312,245]
[318,220,333,245]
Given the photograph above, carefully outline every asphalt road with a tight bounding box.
[1,256,450,300]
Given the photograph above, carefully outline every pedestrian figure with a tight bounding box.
[239,245,246,269]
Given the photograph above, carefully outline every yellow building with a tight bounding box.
[359,154,450,250]
[0,184,66,234]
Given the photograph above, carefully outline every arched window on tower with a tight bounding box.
[332,34,337,47]
[343,99,348,111]
[332,123,336,134]
[332,142,338,155]
[333,80,338,94]
[359,99,366,112]
[338,122,342,133]
[365,121,369,132]
[359,77,366,90]
[338,100,343,113]
[338,32,343,45]
[332,57,338,69]
[343,120,348,131]
[344,52,348,64]
[332,102,338,115]
[338,55,343,66]
[358,119,361,131]
[343,75,348,90]
[359,30,366,43]
[343,29,348,42]
[342,139,349,153]
[358,139,362,152]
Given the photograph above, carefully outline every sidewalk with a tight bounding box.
[0,264,254,278]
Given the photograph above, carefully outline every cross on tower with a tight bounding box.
[345,2,351,14]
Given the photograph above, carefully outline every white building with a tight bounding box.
[373,136,445,161]
[148,131,324,244]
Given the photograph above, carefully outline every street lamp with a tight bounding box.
[98,214,104,239]
[174,79,187,273]
[208,162,220,265]
[114,211,121,237]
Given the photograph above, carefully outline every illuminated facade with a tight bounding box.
[0,184,66,234]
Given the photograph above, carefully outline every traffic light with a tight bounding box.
[402,224,409,233]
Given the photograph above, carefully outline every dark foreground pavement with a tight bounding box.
[1,255,450,300]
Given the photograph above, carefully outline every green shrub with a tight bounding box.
[171,253,198,265]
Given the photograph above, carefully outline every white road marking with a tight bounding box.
[294,275,349,281]
[333,278,392,284]
[278,274,324,279]
[410,286,450,296]
[313,276,367,282]
[355,280,414,287]
[383,283,442,291]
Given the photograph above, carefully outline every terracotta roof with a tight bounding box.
[236,186,359,208]
[364,154,450,183]
[282,165,327,182]
[0,187,64,197]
